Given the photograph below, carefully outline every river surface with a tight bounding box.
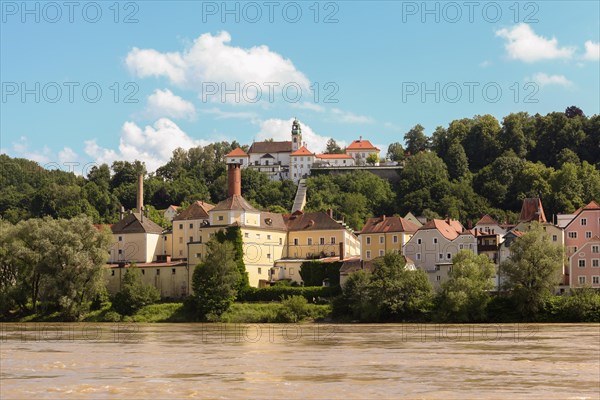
[1,323,598,399]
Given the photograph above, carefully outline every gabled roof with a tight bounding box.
[260,153,275,159]
[284,211,346,231]
[360,216,420,234]
[475,214,499,226]
[173,201,214,221]
[316,153,353,159]
[565,200,600,230]
[291,146,314,156]
[225,148,248,157]
[258,211,288,231]
[419,219,463,240]
[346,139,379,151]
[111,213,164,235]
[582,200,600,210]
[519,198,547,223]
[212,195,258,212]
[248,141,292,154]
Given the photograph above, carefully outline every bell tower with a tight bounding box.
[291,118,302,152]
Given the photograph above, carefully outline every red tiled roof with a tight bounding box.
[519,198,547,223]
[226,148,248,157]
[419,219,463,240]
[212,195,258,212]
[583,200,600,210]
[316,153,353,159]
[346,139,379,151]
[290,146,314,156]
[248,141,292,154]
[173,201,214,221]
[475,214,498,225]
[360,216,420,234]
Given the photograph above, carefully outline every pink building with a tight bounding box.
[569,237,600,288]
[564,201,600,287]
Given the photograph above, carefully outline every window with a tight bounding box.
[593,246,599,253]
[393,235,398,243]
[294,238,299,246]
[245,233,249,238]
[218,216,224,221]
[593,276,599,284]
[379,236,384,244]
[447,253,452,260]
[320,238,325,245]
[279,238,283,245]
[118,249,122,254]
[156,269,160,276]
[307,238,313,245]
[179,224,183,229]
[586,232,592,239]
[256,234,261,239]
[436,275,441,281]
[578,276,586,285]
[189,236,193,243]
[568,232,577,239]
[433,238,438,244]
[366,237,371,245]
[435,266,440,271]
[267,235,271,240]
[366,250,371,259]
[552,235,558,242]
[189,223,193,229]
[195,253,201,258]
[593,259,599,267]
[258,268,262,274]
[416,253,421,260]
[267,253,271,259]
[379,250,384,257]
[164,236,167,241]
[331,237,336,244]
[439,253,443,260]
[172,268,176,275]
[581,218,587,226]
[118,236,122,242]
[141,270,145,275]
[111,270,115,276]
[459,244,463,249]
[417,238,422,245]
[579,259,586,268]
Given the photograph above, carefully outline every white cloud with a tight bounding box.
[145,89,196,120]
[331,108,374,124]
[58,147,79,164]
[526,73,573,88]
[202,107,258,120]
[255,118,347,154]
[495,24,575,62]
[292,102,325,112]
[126,31,310,104]
[583,40,600,61]
[85,118,210,172]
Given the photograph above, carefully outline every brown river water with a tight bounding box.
[1,323,598,399]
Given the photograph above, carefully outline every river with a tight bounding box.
[1,323,598,399]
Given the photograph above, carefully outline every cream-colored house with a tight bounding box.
[172,201,214,260]
[109,212,165,264]
[359,216,420,261]
[345,137,380,165]
[225,147,249,167]
[163,205,180,222]
[290,146,315,183]
[403,219,477,289]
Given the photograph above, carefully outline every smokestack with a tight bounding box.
[137,174,144,212]
[227,163,241,197]
[119,206,125,220]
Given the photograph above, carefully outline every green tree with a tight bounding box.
[112,265,160,315]
[404,124,429,155]
[436,250,495,322]
[386,142,405,162]
[324,138,344,154]
[190,240,242,320]
[445,141,469,180]
[366,153,379,165]
[499,222,564,320]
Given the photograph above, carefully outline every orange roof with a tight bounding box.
[360,216,420,234]
[346,139,379,151]
[226,148,248,157]
[316,153,353,159]
[290,146,314,156]
[583,200,600,210]
[475,214,498,226]
[519,198,547,223]
[419,219,464,240]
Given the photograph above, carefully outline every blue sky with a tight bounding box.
[1,1,599,172]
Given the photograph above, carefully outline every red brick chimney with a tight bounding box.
[227,163,241,197]
[136,174,144,212]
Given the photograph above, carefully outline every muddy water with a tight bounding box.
[1,323,598,399]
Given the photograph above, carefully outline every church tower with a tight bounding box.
[291,118,302,152]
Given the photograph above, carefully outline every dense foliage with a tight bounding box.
[111,266,160,315]
[299,261,342,287]
[238,285,341,302]
[1,110,598,231]
[0,215,111,320]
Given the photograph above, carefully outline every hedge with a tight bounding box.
[238,286,341,302]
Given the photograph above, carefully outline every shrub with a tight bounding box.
[112,267,160,315]
[561,287,600,322]
[238,286,341,302]
[277,295,310,322]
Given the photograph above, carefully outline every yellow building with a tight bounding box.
[172,201,214,260]
[109,212,165,264]
[359,216,420,261]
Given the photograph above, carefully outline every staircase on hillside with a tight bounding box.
[291,179,307,213]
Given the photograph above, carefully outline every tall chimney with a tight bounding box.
[119,206,125,220]
[136,173,144,212]
[227,163,241,197]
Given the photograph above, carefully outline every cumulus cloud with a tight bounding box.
[495,24,575,62]
[583,40,600,61]
[126,31,310,104]
[526,73,573,88]
[255,118,347,154]
[145,89,196,120]
[85,118,210,172]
